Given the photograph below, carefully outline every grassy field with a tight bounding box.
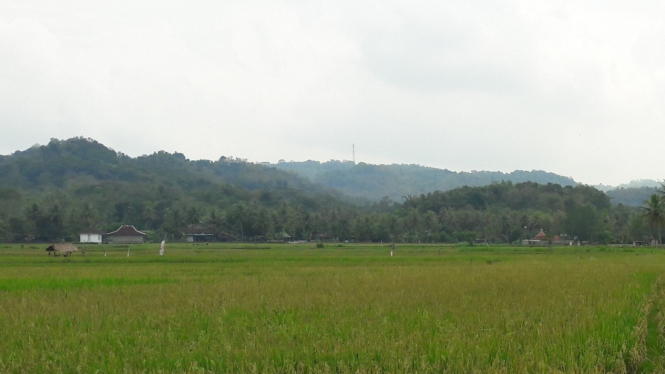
[0,243,664,373]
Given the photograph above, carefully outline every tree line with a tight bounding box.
[0,138,659,244]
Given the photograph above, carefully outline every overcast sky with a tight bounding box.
[1,1,663,186]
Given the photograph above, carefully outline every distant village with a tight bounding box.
[79,224,217,245]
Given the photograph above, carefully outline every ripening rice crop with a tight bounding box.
[0,244,663,373]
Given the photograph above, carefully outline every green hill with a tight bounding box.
[0,138,354,242]
[605,187,659,207]
[0,137,652,245]
[272,160,578,201]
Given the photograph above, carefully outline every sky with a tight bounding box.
[1,1,663,186]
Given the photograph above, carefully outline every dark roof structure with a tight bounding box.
[106,225,147,236]
[183,224,215,235]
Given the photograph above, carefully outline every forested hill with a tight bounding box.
[0,138,355,241]
[0,138,324,194]
[0,137,655,245]
[605,187,659,207]
[272,160,578,201]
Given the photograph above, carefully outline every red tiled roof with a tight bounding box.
[106,225,146,236]
[533,229,547,240]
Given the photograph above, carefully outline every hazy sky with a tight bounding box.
[1,1,663,186]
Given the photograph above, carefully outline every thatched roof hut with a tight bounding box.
[46,243,79,257]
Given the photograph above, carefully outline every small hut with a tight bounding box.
[46,243,79,257]
[183,224,215,243]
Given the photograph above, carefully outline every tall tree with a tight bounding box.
[563,205,599,242]
[186,206,201,225]
[230,203,249,242]
[80,202,97,228]
[642,194,665,244]
[205,209,227,240]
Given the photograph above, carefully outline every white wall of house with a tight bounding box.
[79,233,103,243]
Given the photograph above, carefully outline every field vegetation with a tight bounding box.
[1,243,665,373]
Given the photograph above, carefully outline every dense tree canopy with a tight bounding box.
[0,138,658,245]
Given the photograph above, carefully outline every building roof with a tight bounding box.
[183,224,215,235]
[533,229,547,240]
[106,225,146,236]
[79,227,104,235]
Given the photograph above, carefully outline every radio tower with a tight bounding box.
[352,144,355,165]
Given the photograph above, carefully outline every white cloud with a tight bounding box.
[0,0,663,185]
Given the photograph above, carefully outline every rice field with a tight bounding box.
[0,243,664,373]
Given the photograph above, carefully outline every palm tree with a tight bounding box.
[141,206,156,230]
[205,209,227,240]
[186,207,201,225]
[167,208,185,238]
[48,203,64,240]
[642,194,665,245]
[230,203,249,242]
[81,202,97,228]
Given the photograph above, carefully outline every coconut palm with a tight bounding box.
[642,194,665,245]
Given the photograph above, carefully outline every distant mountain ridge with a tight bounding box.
[594,180,662,207]
[616,179,662,189]
[272,160,578,201]
[596,179,662,191]
[0,138,353,235]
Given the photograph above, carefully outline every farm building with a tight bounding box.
[522,229,549,246]
[46,243,78,257]
[183,224,215,242]
[106,225,146,244]
[79,227,104,244]
[533,229,547,241]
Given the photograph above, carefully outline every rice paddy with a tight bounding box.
[0,243,664,373]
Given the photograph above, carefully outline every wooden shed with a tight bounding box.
[46,243,79,257]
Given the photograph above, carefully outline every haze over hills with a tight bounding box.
[272,160,579,201]
[0,137,658,244]
[0,138,657,208]
[594,179,662,192]
[0,137,657,217]
[597,180,662,207]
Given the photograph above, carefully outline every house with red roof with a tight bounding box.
[533,229,547,241]
[522,229,549,246]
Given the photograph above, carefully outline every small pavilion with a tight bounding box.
[533,229,547,241]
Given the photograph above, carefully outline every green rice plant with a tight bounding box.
[0,244,663,372]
